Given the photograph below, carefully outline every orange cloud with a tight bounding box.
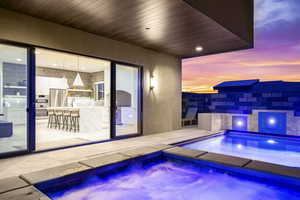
[240,61,300,67]
[182,85,217,93]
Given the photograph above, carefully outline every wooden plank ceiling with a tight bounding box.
[0,0,253,58]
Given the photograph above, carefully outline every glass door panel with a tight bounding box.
[0,44,28,154]
[35,48,111,150]
[115,64,141,136]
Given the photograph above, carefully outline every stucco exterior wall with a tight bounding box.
[0,8,182,135]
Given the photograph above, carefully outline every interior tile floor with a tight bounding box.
[0,125,27,154]
[0,121,139,153]
[36,120,110,150]
[0,127,216,179]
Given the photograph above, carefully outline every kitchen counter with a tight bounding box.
[47,107,109,133]
[79,106,109,133]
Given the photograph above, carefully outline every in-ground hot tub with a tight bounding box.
[36,152,300,200]
[181,130,300,167]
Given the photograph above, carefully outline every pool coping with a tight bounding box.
[163,147,300,180]
[177,130,300,147]
[0,144,173,199]
[176,131,300,173]
[1,142,300,199]
[228,129,300,141]
[173,130,300,181]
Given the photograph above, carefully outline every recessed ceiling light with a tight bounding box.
[16,58,22,62]
[53,64,57,66]
[195,46,203,52]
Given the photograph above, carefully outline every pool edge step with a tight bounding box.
[197,152,251,168]
[244,160,300,179]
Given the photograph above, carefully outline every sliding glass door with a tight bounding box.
[35,48,111,150]
[114,64,142,137]
[0,41,143,157]
[0,43,29,155]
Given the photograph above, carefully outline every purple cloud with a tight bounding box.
[182,0,300,93]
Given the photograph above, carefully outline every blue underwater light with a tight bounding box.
[267,139,276,144]
[268,118,276,126]
[236,120,244,127]
[258,112,286,135]
[232,116,248,131]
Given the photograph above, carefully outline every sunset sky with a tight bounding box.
[182,0,300,93]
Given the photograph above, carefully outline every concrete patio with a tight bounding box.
[2,127,300,199]
[0,127,216,179]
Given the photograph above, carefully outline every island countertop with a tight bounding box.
[47,106,109,133]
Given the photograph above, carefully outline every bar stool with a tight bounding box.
[47,109,56,128]
[70,109,80,132]
[55,109,64,130]
[62,109,71,131]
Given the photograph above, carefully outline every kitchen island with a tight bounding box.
[47,106,109,134]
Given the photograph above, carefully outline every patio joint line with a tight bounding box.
[0,185,29,195]
[241,159,253,168]
[196,151,208,158]
[78,161,94,168]
[18,175,32,185]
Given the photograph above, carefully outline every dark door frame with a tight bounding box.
[0,40,35,157]
[0,39,144,158]
[28,47,36,153]
[110,62,143,139]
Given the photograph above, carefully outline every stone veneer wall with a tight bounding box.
[183,92,300,135]
[182,92,209,117]
[207,92,300,116]
[183,91,300,116]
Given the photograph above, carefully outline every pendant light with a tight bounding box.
[62,76,69,89]
[62,58,69,89]
[73,56,84,87]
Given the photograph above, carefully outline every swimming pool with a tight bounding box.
[182,131,300,167]
[37,154,300,200]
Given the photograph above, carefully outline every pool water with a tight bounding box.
[183,132,300,167]
[40,157,300,200]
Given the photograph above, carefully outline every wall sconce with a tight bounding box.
[150,76,157,90]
